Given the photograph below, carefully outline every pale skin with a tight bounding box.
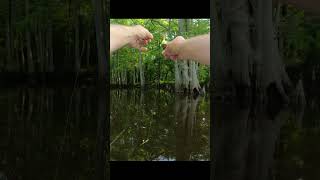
[110,24,153,53]
[110,24,210,65]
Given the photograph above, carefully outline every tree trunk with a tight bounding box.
[75,0,80,73]
[213,0,295,105]
[175,20,187,92]
[92,0,108,80]
[139,51,145,88]
[175,19,201,94]
[133,69,136,85]
[35,27,41,73]
[175,61,182,91]
[92,0,109,178]
[176,19,190,92]
[20,40,25,72]
[190,61,201,92]
[45,29,49,72]
[258,0,292,103]
[186,20,201,93]
[5,0,13,72]
[38,29,44,73]
[48,22,54,72]
[25,0,34,73]
[215,0,251,97]
[86,33,91,69]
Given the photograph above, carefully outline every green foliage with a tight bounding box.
[0,0,98,72]
[280,6,320,66]
[111,19,210,85]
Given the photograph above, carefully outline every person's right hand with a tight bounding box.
[127,25,153,52]
[162,36,185,60]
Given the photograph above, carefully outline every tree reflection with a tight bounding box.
[110,90,210,161]
[0,87,109,179]
[211,98,320,180]
[212,102,290,180]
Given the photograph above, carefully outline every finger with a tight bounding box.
[144,32,153,39]
[176,36,185,41]
[147,32,153,39]
[138,28,152,40]
[143,39,148,45]
[142,28,153,39]
[136,29,147,40]
[137,39,146,47]
[139,47,148,52]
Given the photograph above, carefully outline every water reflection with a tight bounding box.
[0,87,110,180]
[212,99,320,180]
[110,89,210,161]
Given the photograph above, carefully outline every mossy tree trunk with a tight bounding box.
[175,19,201,94]
[212,0,298,105]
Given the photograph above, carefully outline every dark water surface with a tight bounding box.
[0,87,109,180]
[212,99,320,180]
[110,89,210,161]
[0,87,319,179]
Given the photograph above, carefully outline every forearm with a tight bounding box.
[179,34,210,65]
[110,24,133,53]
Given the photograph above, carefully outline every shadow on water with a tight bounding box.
[0,87,110,180]
[211,98,320,180]
[110,89,210,161]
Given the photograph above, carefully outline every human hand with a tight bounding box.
[162,36,185,60]
[127,25,153,52]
